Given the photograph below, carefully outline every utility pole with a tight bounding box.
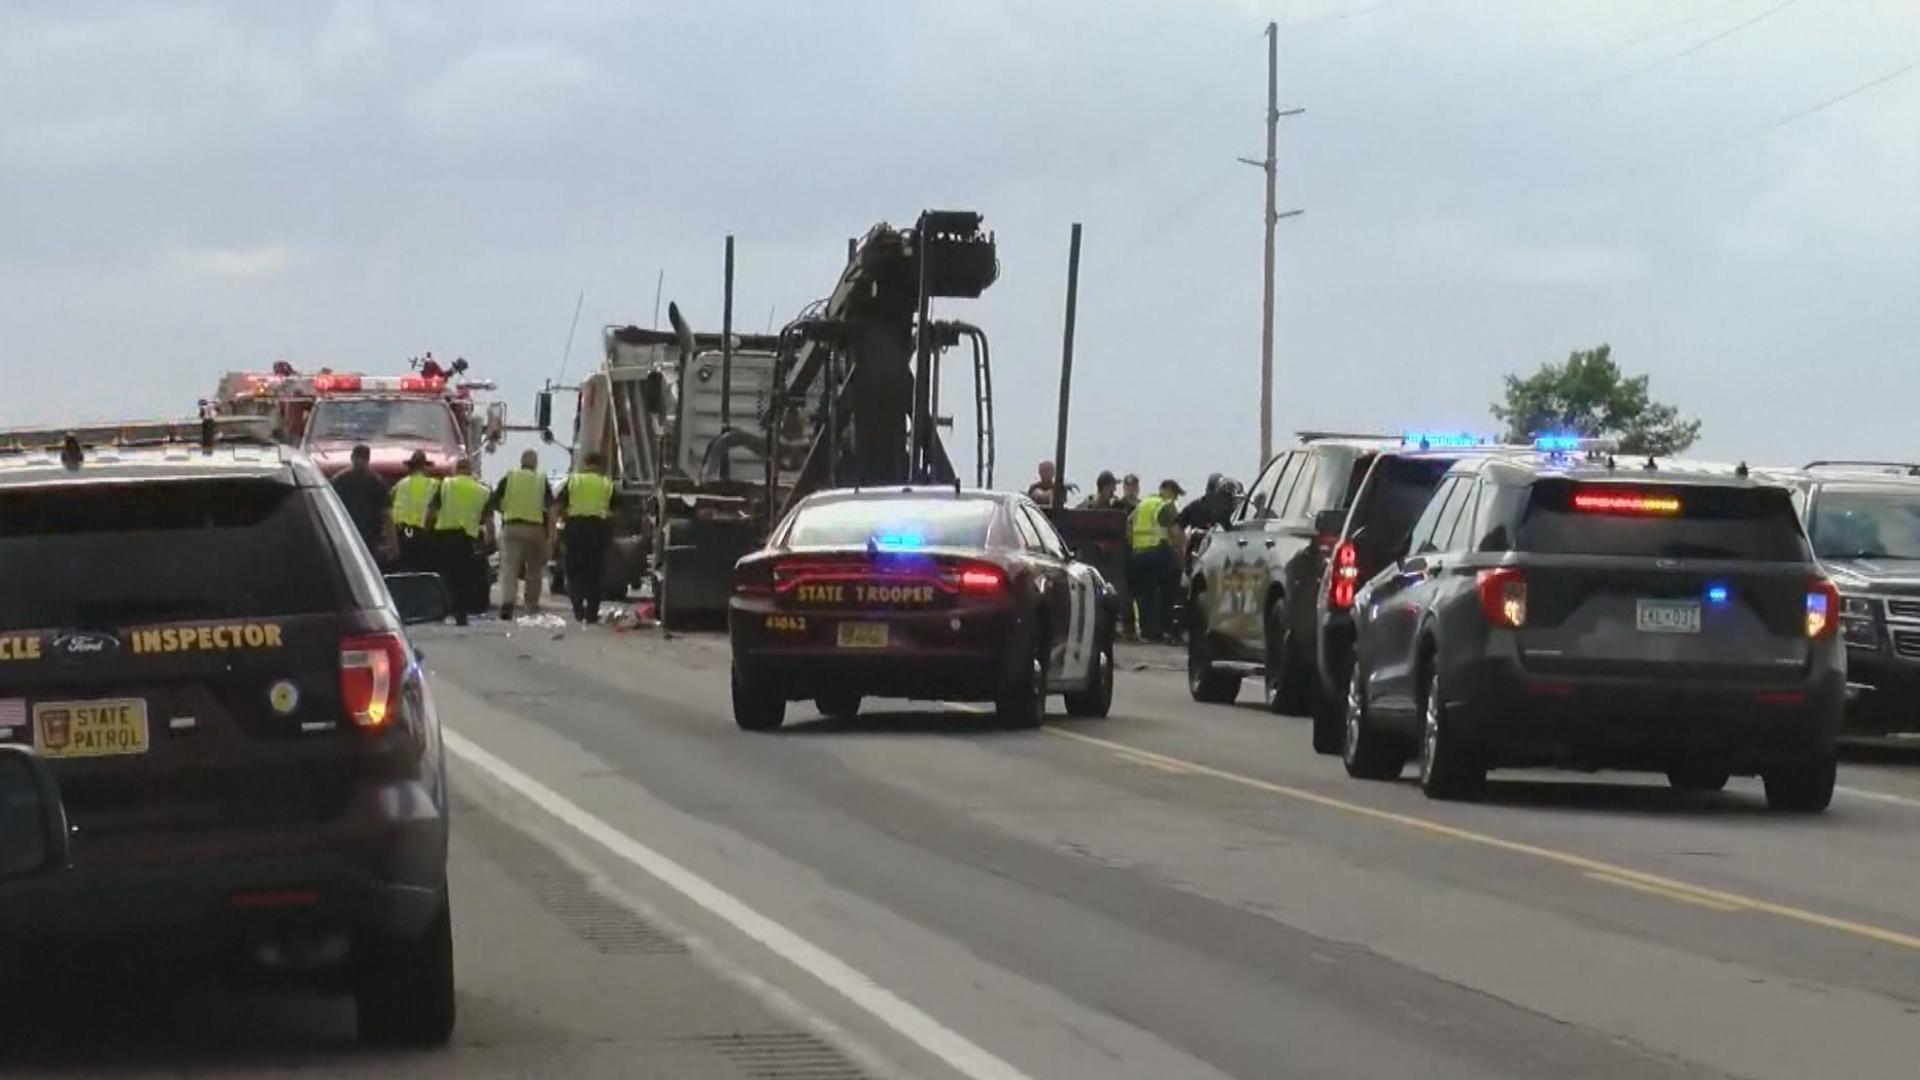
[1241,21,1304,466]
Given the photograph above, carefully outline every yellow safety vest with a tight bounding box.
[564,471,614,519]
[499,468,547,525]
[433,474,490,537]
[1130,495,1170,552]
[391,474,439,529]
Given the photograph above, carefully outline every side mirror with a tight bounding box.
[485,402,507,449]
[534,390,554,435]
[0,745,69,883]
[385,572,452,625]
[1312,509,1347,539]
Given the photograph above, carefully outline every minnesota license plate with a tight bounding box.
[34,698,150,759]
[836,623,889,649]
[1635,599,1702,635]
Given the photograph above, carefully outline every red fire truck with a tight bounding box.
[209,357,505,480]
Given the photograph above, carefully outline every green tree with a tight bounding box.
[1491,344,1700,456]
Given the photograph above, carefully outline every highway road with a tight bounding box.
[10,611,1920,1078]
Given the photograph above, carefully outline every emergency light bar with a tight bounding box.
[0,415,276,454]
[1533,434,1619,455]
[1401,432,1496,449]
[232,372,490,398]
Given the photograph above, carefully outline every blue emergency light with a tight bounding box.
[1533,434,1584,453]
[872,530,926,551]
[1402,432,1493,449]
[1706,583,1730,605]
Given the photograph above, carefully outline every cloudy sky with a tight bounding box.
[2,0,1915,488]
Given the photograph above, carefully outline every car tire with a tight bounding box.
[354,894,456,1048]
[1418,668,1485,801]
[732,664,786,732]
[1186,605,1241,705]
[815,693,862,720]
[1064,637,1115,719]
[1311,676,1346,756]
[1262,598,1311,717]
[1342,669,1406,780]
[996,634,1048,729]
[1666,763,1732,793]
[1763,756,1836,813]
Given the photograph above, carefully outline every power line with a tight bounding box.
[1773,56,1920,129]
[1606,0,1802,85]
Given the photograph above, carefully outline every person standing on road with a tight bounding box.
[1127,479,1184,643]
[389,450,440,574]
[1078,470,1122,509]
[331,444,395,568]
[1027,460,1059,507]
[427,457,491,625]
[1117,473,1142,513]
[488,449,554,620]
[555,453,616,625]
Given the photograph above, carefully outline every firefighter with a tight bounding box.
[555,452,615,624]
[389,450,440,573]
[488,449,555,620]
[428,457,491,625]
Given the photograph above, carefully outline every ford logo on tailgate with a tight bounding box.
[53,631,121,658]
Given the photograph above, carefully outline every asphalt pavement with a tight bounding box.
[13,610,1920,1078]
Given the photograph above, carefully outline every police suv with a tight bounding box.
[0,418,457,1044]
[1341,446,1842,811]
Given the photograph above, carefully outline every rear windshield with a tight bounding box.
[1516,479,1806,561]
[1354,456,1455,549]
[1809,488,1920,561]
[786,498,996,549]
[0,480,347,630]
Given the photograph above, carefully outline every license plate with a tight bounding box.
[34,698,149,759]
[837,623,889,649]
[1635,599,1702,635]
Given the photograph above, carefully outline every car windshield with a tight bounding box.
[306,399,457,447]
[0,480,345,630]
[786,498,996,549]
[1809,489,1920,560]
[1517,480,1807,561]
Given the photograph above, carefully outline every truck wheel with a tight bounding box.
[732,664,786,732]
[659,572,694,632]
[354,894,456,1047]
[1763,756,1836,813]
[1418,669,1485,800]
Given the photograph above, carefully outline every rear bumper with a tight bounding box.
[730,600,1031,701]
[1443,650,1843,771]
[0,779,447,942]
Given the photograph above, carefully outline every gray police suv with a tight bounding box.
[0,420,456,1045]
[1342,452,1843,811]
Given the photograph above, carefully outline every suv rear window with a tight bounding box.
[1515,479,1806,561]
[1353,455,1455,553]
[786,497,996,549]
[0,479,347,630]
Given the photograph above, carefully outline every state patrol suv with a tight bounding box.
[0,418,456,1045]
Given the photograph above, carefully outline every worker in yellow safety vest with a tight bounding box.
[428,457,491,625]
[556,452,616,624]
[487,449,555,620]
[389,450,441,575]
[1126,478,1186,643]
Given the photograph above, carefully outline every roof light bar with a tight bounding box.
[1402,431,1496,449]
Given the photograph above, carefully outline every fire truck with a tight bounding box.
[209,357,506,480]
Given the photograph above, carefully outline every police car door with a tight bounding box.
[1366,476,1470,716]
[1217,453,1299,642]
[1017,504,1091,685]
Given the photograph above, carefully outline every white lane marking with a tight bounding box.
[1836,784,1920,811]
[444,727,1035,1080]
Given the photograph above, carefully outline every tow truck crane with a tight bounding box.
[208,355,506,481]
[540,210,999,628]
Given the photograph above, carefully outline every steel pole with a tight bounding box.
[1052,223,1083,509]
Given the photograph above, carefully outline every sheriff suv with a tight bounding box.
[1341,452,1842,812]
[0,420,456,1045]
[1785,462,1920,734]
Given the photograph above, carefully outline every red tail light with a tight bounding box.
[1806,577,1840,639]
[1328,540,1359,611]
[958,563,1006,596]
[735,558,775,596]
[340,632,407,728]
[1476,568,1527,629]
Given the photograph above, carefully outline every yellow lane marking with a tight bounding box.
[1045,726,1920,952]
[1583,872,1743,913]
[1112,748,1195,775]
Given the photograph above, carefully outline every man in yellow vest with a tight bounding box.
[389,450,441,574]
[556,452,616,624]
[1126,478,1185,643]
[487,449,555,620]
[427,457,491,625]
